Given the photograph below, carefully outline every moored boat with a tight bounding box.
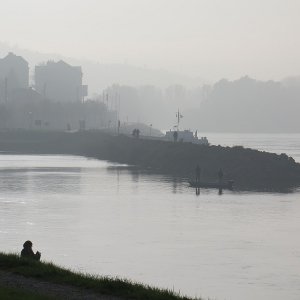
[189,180,234,190]
[164,109,209,145]
[165,129,209,145]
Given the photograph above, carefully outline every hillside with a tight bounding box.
[186,76,300,133]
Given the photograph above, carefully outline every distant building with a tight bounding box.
[0,52,29,102]
[10,87,44,104]
[35,60,88,103]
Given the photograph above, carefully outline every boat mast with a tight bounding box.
[176,109,183,131]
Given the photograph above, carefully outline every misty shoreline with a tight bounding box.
[0,130,299,192]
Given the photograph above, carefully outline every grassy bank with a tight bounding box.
[0,130,299,191]
[0,252,197,300]
[0,285,53,300]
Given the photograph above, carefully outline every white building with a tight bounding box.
[0,52,29,102]
[35,60,88,103]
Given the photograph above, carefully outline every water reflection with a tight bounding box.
[106,165,188,194]
[167,177,185,194]
[130,170,140,183]
[0,172,29,193]
[31,171,81,194]
[107,165,241,196]
[1,154,300,300]
[194,187,224,196]
[218,187,223,195]
[0,167,81,195]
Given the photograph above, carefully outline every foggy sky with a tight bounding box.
[1,0,300,81]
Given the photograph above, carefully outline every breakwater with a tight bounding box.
[0,130,299,191]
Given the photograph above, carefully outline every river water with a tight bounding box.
[0,133,300,300]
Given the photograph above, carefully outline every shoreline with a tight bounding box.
[0,252,198,300]
[0,130,299,192]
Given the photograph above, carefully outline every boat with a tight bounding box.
[165,129,209,145]
[189,180,234,190]
[164,109,209,145]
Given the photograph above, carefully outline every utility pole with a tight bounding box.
[43,83,47,98]
[4,77,8,104]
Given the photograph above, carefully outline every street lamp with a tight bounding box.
[28,112,33,130]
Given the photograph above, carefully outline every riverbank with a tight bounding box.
[0,253,197,300]
[0,130,299,191]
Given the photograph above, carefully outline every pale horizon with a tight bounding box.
[1,0,300,82]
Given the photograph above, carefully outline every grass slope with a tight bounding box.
[0,253,199,300]
[0,285,54,300]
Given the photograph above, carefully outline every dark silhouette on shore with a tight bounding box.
[195,164,201,183]
[173,131,178,142]
[218,168,223,184]
[21,240,41,261]
[132,128,140,138]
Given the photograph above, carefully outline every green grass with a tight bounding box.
[0,252,200,300]
[0,285,54,300]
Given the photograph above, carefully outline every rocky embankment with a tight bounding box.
[0,130,299,192]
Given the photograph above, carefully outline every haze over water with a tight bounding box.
[0,134,300,300]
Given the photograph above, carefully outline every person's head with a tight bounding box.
[23,240,33,249]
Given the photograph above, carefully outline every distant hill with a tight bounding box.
[184,76,300,133]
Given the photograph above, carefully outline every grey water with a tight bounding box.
[1,134,300,300]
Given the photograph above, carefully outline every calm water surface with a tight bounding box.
[1,134,300,300]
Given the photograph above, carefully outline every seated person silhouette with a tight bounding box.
[21,240,41,261]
